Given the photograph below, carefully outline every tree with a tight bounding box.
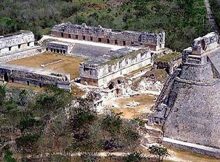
[18,90,27,106]
[16,133,40,153]
[149,145,169,162]
[3,149,16,162]
[19,116,41,131]
[70,98,97,151]
[101,112,122,135]
[0,84,6,105]
[35,87,72,110]
[4,98,18,111]
[124,152,142,162]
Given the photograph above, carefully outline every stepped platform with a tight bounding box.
[149,32,220,158]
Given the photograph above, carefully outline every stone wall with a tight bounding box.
[149,32,220,155]
[80,50,152,87]
[0,65,71,91]
[0,47,43,63]
[0,31,35,56]
[182,32,219,65]
[46,41,73,54]
[163,137,220,158]
[51,23,165,51]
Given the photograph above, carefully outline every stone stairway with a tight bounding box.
[154,70,180,109]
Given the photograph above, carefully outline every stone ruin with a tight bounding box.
[0,31,71,91]
[80,48,153,87]
[46,41,74,54]
[51,22,165,51]
[149,32,220,157]
[0,30,35,55]
[0,24,167,91]
[0,31,42,63]
[0,64,71,91]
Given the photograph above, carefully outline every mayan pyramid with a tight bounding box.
[150,32,220,156]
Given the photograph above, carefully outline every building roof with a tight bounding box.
[48,41,72,46]
[0,30,34,49]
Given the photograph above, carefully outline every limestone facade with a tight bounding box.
[0,31,35,56]
[0,31,72,90]
[51,23,165,51]
[149,32,220,157]
[0,64,71,91]
[46,41,74,54]
[80,49,153,87]
[182,32,219,66]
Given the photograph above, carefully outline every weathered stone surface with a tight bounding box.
[0,64,71,91]
[150,32,220,155]
[46,41,74,54]
[0,31,35,55]
[80,48,153,87]
[51,22,165,51]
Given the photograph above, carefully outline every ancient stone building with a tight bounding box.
[0,31,72,90]
[51,23,165,51]
[149,32,220,157]
[46,41,74,54]
[0,30,42,63]
[0,30,35,55]
[0,64,71,90]
[80,48,152,87]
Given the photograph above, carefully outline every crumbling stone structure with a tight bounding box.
[0,31,71,90]
[0,64,71,91]
[46,41,74,54]
[51,23,165,51]
[80,48,152,87]
[149,32,220,157]
[0,30,42,63]
[0,31,35,55]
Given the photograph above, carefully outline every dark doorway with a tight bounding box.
[98,38,102,42]
[61,32,64,37]
[27,81,30,85]
[108,82,114,90]
[116,88,120,95]
[123,41,126,46]
[4,73,9,82]
[107,39,110,44]
[11,78,14,82]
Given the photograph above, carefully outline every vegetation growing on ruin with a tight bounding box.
[155,52,181,63]
[105,49,146,65]
[0,0,210,51]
